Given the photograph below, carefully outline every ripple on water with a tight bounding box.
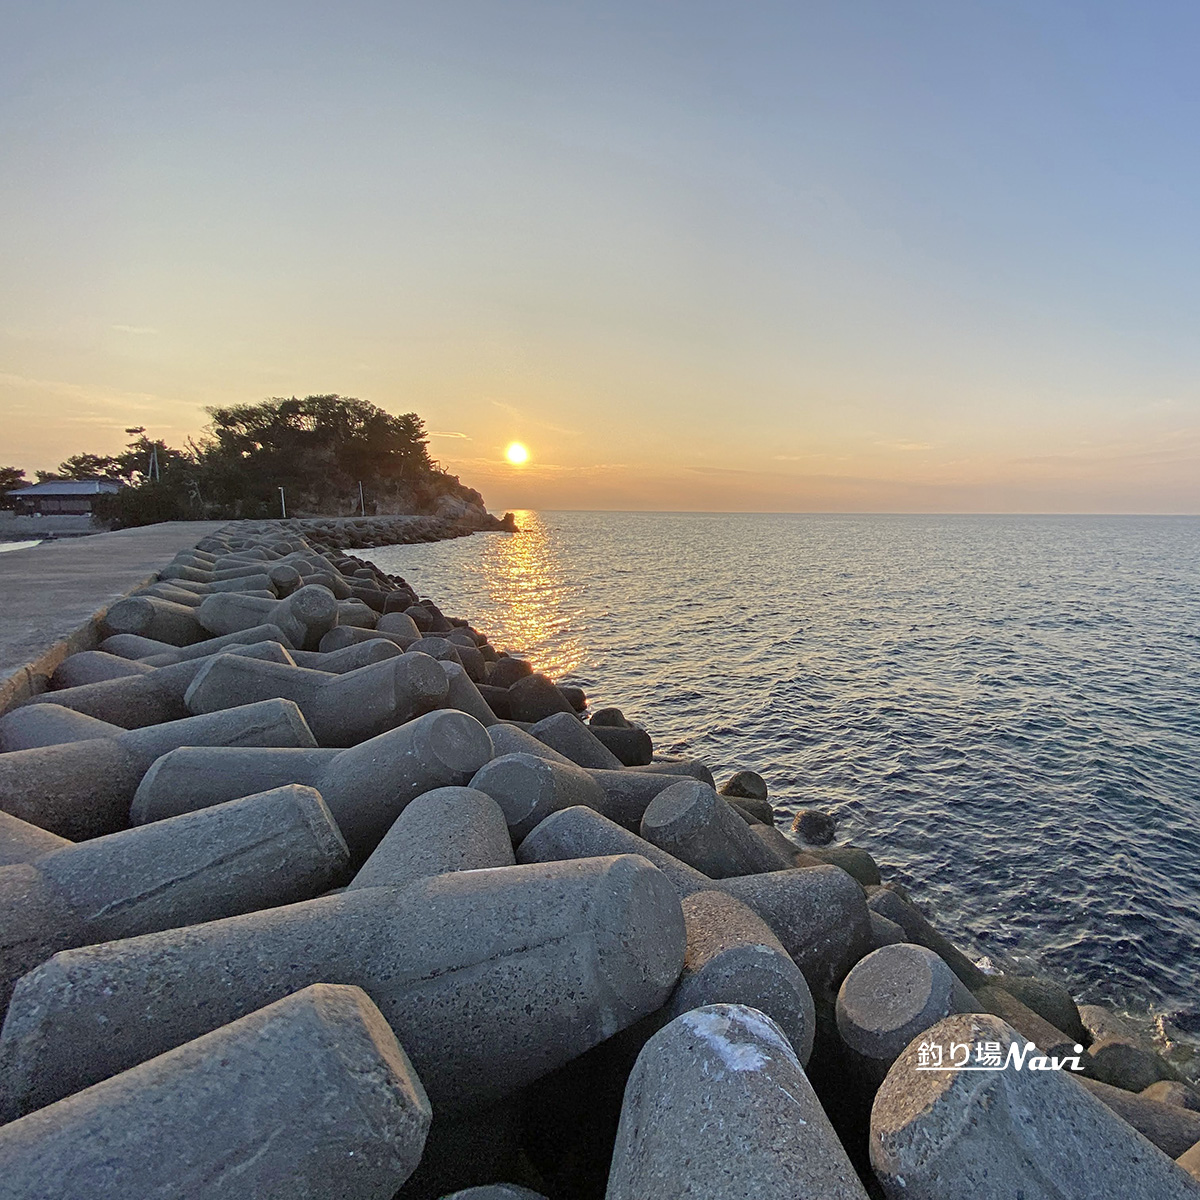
[367,512,1200,1051]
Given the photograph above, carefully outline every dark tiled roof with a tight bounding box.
[10,480,122,496]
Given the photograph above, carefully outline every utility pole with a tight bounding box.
[278,487,286,519]
[358,480,366,515]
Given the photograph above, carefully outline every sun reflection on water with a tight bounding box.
[476,510,586,679]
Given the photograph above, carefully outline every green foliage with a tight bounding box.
[0,466,28,508]
[79,395,477,528]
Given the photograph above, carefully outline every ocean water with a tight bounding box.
[366,512,1200,1045]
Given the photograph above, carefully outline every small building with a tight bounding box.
[9,479,121,516]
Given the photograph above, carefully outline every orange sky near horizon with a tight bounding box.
[4,4,1200,514]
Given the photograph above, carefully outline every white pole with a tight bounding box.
[278,487,286,519]
[358,481,365,515]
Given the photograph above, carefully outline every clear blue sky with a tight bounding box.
[3,2,1199,510]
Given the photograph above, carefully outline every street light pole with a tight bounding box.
[358,480,366,515]
[278,487,286,519]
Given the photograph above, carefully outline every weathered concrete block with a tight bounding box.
[0,812,70,867]
[640,779,790,878]
[1088,1035,1182,1091]
[441,660,500,727]
[870,1012,1200,1199]
[131,709,495,862]
[487,723,575,764]
[719,769,768,803]
[349,786,514,890]
[518,806,870,995]
[336,598,378,628]
[0,705,124,752]
[506,674,574,723]
[0,854,685,1119]
[974,984,1085,1061]
[587,722,653,766]
[867,885,987,992]
[101,595,207,646]
[197,584,338,650]
[100,623,295,662]
[585,768,716,831]
[0,983,431,1200]
[488,656,533,688]
[377,611,422,639]
[1145,1081,1200,1111]
[837,943,979,1082]
[1079,1076,1200,1158]
[997,972,1088,1045]
[24,641,294,728]
[443,1188,546,1199]
[607,1004,869,1200]
[529,711,623,769]
[667,890,816,1065]
[0,699,316,841]
[50,652,154,689]
[184,651,448,746]
[289,638,402,673]
[470,753,610,841]
[0,785,348,1009]
[319,625,416,653]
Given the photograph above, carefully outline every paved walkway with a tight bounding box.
[0,522,226,711]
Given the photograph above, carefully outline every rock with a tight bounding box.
[130,709,495,865]
[0,699,317,841]
[488,657,533,689]
[836,943,979,1083]
[667,890,816,1065]
[0,854,685,1120]
[1145,1081,1200,1112]
[870,1012,1200,1199]
[1088,1035,1182,1092]
[184,650,449,746]
[0,984,431,1200]
[586,722,653,766]
[1000,972,1088,1045]
[529,711,623,770]
[469,753,609,841]
[607,1004,869,1199]
[640,779,790,878]
[505,674,575,723]
[792,808,837,845]
[589,707,631,728]
[348,786,514,890]
[0,785,348,1009]
[718,769,768,802]
[518,805,871,996]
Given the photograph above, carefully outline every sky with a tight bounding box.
[3,1,1200,512]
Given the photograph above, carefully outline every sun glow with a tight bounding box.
[505,442,529,465]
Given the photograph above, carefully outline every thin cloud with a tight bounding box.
[429,430,471,439]
[110,324,159,335]
[875,440,934,451]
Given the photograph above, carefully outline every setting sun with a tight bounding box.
[505,442,529,465]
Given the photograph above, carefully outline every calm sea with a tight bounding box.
[366,512,1200,1042]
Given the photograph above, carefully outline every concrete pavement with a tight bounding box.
[0,522,226,713]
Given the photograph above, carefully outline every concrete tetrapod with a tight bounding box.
[0,983,432,1200]
[49,651,153,688]
[640,779,790,878]
[0,813,69,867]
[0,699,316,840]
[196,583,339,650]
[469,753,610,841]
[100,623,295,662]
[100,595,207,646]
[184,650,449,746]
[22,640,295,728]
[0,854,686,1120]
[528,712,624,769]
[439,660,500,727]
[0,705,124,752]
[606,1004,869,1200]
[836,943,980,1085]
[666,890,816,1065]
[130,709,495,863]
[870,1012,1200,1199]
[348,786,514,890]
[0,785,349,1008]
[518,806,870,995]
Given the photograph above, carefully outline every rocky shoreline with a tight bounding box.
[0,517,1198,1198]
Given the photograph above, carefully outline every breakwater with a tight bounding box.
[0,516,1198,1198]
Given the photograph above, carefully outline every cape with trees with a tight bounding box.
[1,395,495,528]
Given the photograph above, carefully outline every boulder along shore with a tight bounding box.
[0,516,1198,1199]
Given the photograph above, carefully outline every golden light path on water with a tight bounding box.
[365,510,587,682]
[473,510,585,679]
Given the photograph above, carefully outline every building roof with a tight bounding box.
[10,480,122,496]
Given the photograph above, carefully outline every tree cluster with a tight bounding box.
[2,396,486,528]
